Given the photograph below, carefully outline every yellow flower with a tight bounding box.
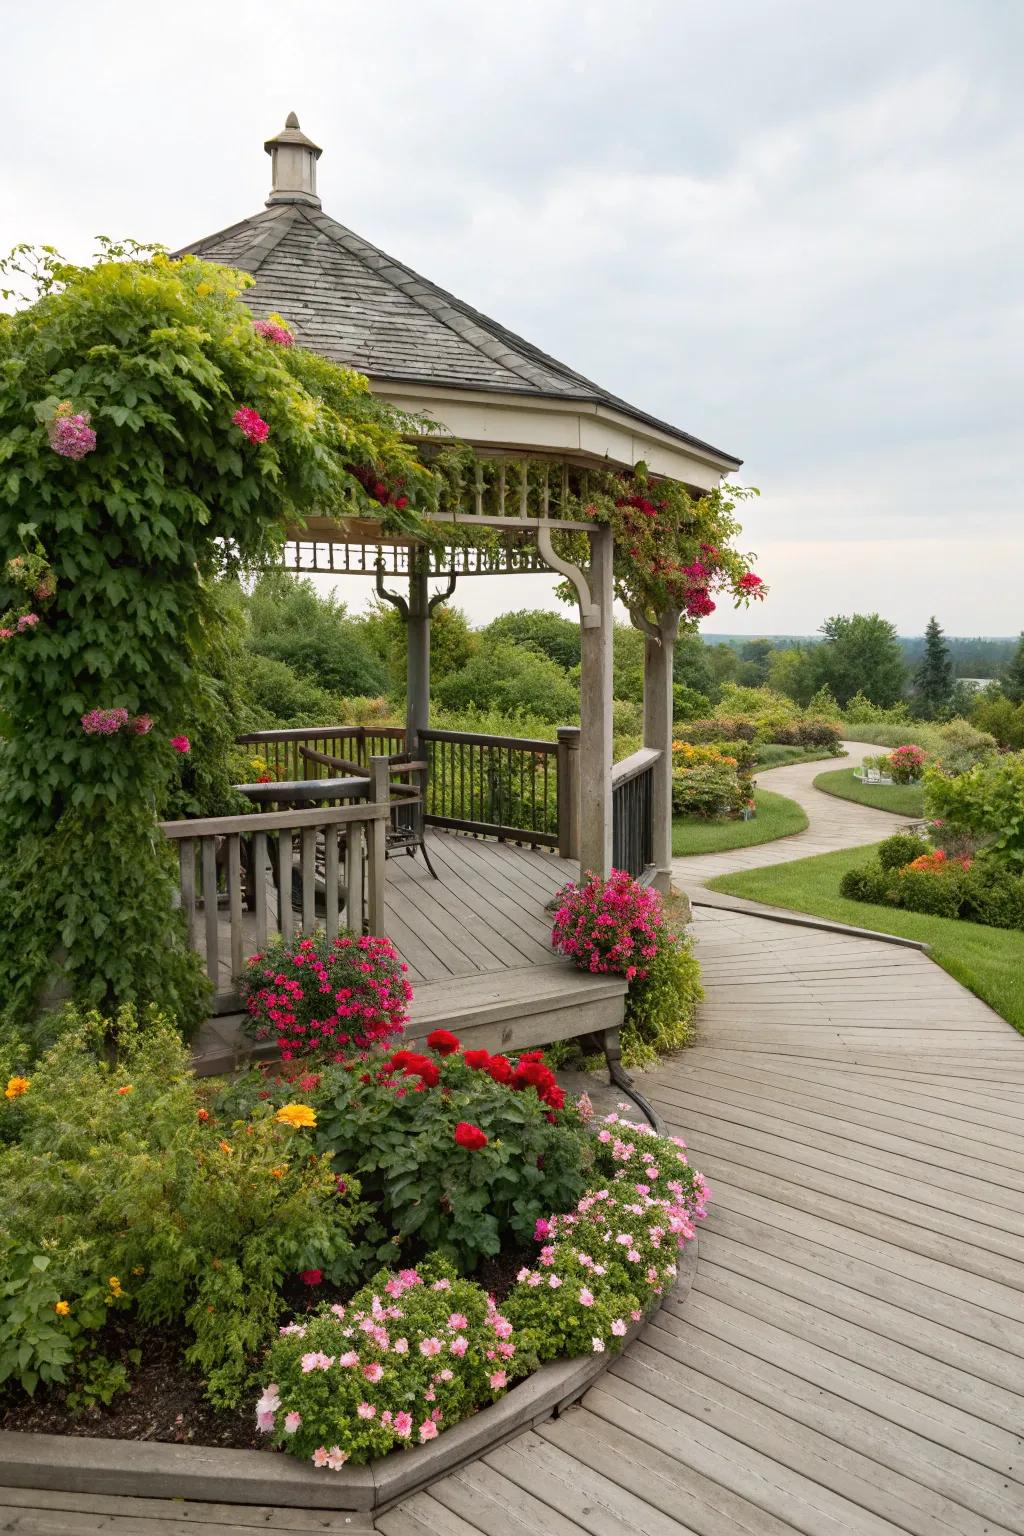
[5,1076,29,1100]
[108,1276,123,1297]
[195,281,214,296]
[276,1103,317,1130]
[132,1266,145,1276]
[54,1300,70,1317]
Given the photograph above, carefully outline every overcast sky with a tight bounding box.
[5,0,1022,635]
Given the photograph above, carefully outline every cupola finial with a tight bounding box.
[264,113,322,209]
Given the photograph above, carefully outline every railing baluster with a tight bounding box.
[324,826,340,940]
[228,834,243,980]
[346,822,364,933]
[179,839,197,948]
[253,830,269,948]
[301,827,317,929]
[278,832,294,943]
[201,838,219,985]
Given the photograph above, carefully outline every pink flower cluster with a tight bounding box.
[241,932,412,1062]
[47,408,97,460]
[254,319,294,346]
[0,613,40,642]
[233,406,270,444]
[551,869,665,982]
[81,707,130,736]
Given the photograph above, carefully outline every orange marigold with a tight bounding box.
[4,1076,29,1100]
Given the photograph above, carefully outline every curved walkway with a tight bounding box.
[381,749,1024,1535]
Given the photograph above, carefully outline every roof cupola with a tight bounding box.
[264,112,322,208]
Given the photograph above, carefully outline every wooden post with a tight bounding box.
[643,608,680,895]
[579,526,614,877]
[406,550,430,754]
[556,725,581,861]
[367,757,389,936]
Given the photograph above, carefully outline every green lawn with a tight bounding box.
[672,787,808,856]
[708,843,1024,1034]
[814,766,924,817]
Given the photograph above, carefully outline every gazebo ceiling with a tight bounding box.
[176,116,742,490]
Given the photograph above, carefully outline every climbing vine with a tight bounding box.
[0,241,434,1035]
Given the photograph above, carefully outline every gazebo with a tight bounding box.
[173,115,743,1067]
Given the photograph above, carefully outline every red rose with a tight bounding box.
[426,1028,461,1057]
[463,1049,492,1071]
[453,1121,488,1151]
[300,1269,323,1286]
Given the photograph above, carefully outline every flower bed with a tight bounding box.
[839,832,1024,930]
[0,996,707,1478]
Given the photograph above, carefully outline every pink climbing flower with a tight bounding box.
[233,406,270,443]
[170,735,190,754]
[130,715,153,734]
[48,405,96,460]
[82,707,130,736]
[254,318,294,346]
[16,613,39,632]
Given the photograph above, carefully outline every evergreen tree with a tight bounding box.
[913,616,954,718]
[1004,632,1024,704]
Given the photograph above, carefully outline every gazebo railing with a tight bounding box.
[236,725,407,783]
[159,801,388,1014]
[237,725,574,853]
[419,727,559,848]
[611,748,660,882]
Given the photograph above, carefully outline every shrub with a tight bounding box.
[505,1109,708,1362]
[551,871,665,982]
[925,752,1024,871]
[672,685,713,722]
[878,832,930,871]
[238,932,411,1063]
[675,717,758,744]
[845,719,995,768]
[887,744,927,783]
[0,1007,365,1407]
[839,862,892,904]
[309,1037,591,1272]
[622,926,703,1066]
[258,1255,514,1466]
[842,692,911,724]
[890,867,964,918]
[433,640,578,724]
[960,862,1024,930]
[971,696,1024,751]
[671,756,745,817]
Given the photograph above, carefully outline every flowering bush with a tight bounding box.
[887,744,927,783]
[253,316,294,346]
[46,401,97,460]
[0,1006,367,1407]
[232,406,271,444]
[258,1254,521,1467]
[671,751,746,818]
[621,922,703,1066]
[551,870,664,982]
[239,931,411,1062]
[925,752,1024,871]
[308,1035,591,1271]
[505,1108,707,1361]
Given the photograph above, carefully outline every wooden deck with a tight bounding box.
[194,830,626,1072]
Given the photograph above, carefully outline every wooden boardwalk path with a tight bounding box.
[8,749,1024,1533]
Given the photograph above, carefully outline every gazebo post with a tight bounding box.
[642,607,681,895]
[578,525,614,878]
[406,549,430,753]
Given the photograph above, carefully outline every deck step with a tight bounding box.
[406,962,627,1053]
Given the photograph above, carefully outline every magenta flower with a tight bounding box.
[170,735,190,754]
[232,406,270,444]
[254,318,294,346]
[48,407,97,460]
[82,707,130,736]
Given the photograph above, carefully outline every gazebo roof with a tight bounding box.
[177,116,741,472]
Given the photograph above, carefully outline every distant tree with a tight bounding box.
[810,613,906,709]
[612,624,646,704]
[1004,632,1024,703]
[767,646,818,707]
[673,633,718,702]
[735,638,775,687]
[357,598,477,699]
[433,640,578,724]
[705,643,740,691]
[912,616,954,718]
[246,572,389,698]
[484,609,581,672]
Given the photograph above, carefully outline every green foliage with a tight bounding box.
[925,752,1024,871]
[312,1050,591,1272]
[1003,633,1024,704]
[841,691,911,724]
[960,862,1024,930]
[671,758,745,817]
[0,1005,366,1407]
[433,639,579,724]
[970,695,1024,751]
[838,862,891,904]
[766,647,819,706]
[878,832,930,870]
[622,926,703,1066]
[913,616,954,719]
[672,684,713,722]
[0,245,426,1030]
[356,597,478,702]
[236,650,341,728]
[844,718,996,767]
[716,684,801,735]
[812,614,907,708]
[247,572,390,698]
[484,609,581,672]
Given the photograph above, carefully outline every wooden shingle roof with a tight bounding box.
[177,200,741,468]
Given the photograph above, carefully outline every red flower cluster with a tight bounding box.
[426,1028,460,1056]
[381,1035,565,1111]
[240,933,412,1063]
[233,406,270,444]
[453,1121,488,1151]
[906,848,971,874]
[349,463,409,511]
[551,869,664,983]
[388,1050,440,1088]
